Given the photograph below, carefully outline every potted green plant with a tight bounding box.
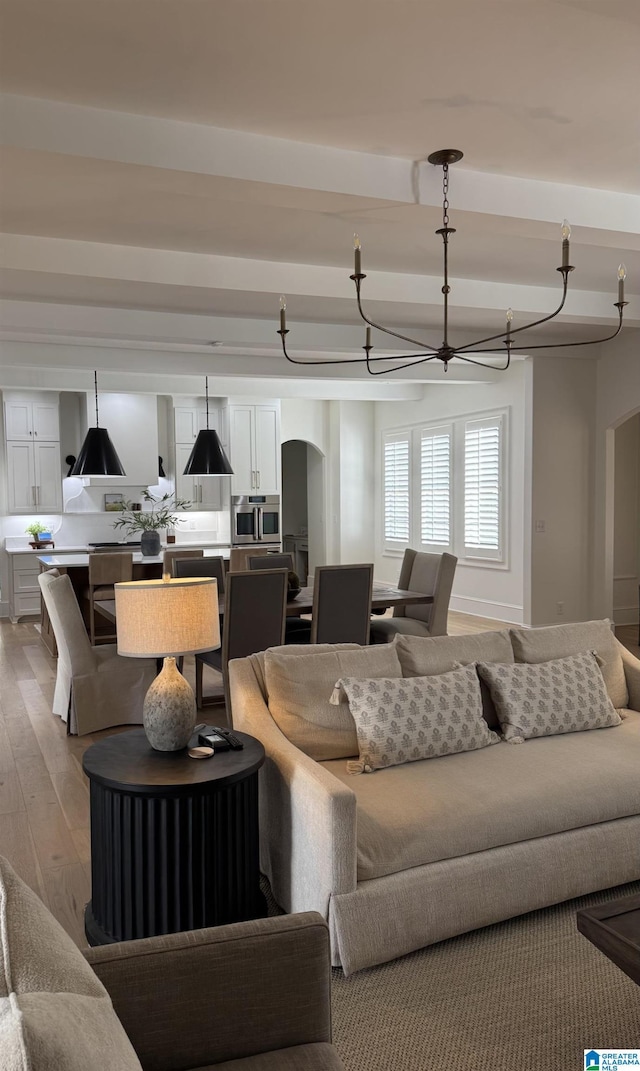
[25,521,52,549]
[112,490,192,556]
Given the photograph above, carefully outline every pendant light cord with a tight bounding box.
[94,370,100,427]
[205,375,209,429]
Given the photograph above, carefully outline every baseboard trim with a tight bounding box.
[449,594,523,625]
[612,605,640,626]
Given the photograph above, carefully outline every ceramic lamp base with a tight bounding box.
[143,656,196,751]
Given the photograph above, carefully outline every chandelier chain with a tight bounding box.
[442,164,450,228]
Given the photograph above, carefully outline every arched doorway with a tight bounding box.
[281,439,326,582]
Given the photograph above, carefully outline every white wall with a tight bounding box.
[374,365,526,623]
[613,413,640,625]
[593,328,640,618]
[335,401,375,564]
[526,357,596,626]
[281,397,375,569]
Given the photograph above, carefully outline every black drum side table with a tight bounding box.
[82,728,266,945]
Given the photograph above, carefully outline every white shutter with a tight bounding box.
[383,436,410,546]
[464,418,501,555]
[420,428,451,547]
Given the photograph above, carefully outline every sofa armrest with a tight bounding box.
[85,912,332,1071]
[617,639,640,711]
[229,658,357,917]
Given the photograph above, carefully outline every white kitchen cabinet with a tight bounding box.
[174,402,226,445]
[227,402,280,495]
[4,392,60,442]
[6,437,62,513]
[175,443,224,511]
[9,553,43,622]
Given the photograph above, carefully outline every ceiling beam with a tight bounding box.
[2,93,638,236]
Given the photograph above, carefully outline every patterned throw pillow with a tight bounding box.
[477,651,622,743]
[331,664,499,773]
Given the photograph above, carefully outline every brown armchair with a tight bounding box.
[0,852,343,1071]
[86,913,344,1070]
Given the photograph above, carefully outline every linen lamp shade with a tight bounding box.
[115,576,220,657]
[114,577,220,751]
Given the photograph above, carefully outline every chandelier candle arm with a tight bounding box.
[354,281,439,351]
[276,148,627,376]
[454,274,571,353]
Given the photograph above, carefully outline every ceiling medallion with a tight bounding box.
[277,149,627,375]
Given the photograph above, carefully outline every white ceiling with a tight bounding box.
[0,0,638,385]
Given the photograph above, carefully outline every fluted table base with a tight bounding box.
[83,729,266,945]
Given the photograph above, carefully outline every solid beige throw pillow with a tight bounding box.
[333,664,499,772]
[393,630,514,731]
[264,644,403,759]
[509,619,628,709]
[0,855,142,1071]
[477,651,622,743]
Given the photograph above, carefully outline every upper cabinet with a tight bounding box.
[4,393,60,442]
[227,402,280,495]
[172,396,228,511]
[3,392,62,514]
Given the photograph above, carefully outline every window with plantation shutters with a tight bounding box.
[420,428,451,547]
[382,410,506,565]
[464,418,502,557]
[383,435,410,546]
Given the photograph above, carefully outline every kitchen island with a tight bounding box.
[36,546,230,653]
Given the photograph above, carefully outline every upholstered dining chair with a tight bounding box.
[195,568,288,716]
[84,551,133,644]
[163,547,203,575]
[247,553,294,572]
[369,549,457,643]
[38,570,157,735]
[172,556,226,674]
[229,547,269,572]
[172,554,226,595]
[285,564,374,645]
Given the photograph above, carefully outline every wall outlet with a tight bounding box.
[189,520,196,530]
[535,520,546,533]
[556,601,564,615]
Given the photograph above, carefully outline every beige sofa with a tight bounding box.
[229,620,640,976]
[0,855,344,1070]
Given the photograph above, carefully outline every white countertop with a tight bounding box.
[38,546,232,567]
[7,540,231,555]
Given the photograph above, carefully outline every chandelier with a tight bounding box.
[277,149,628,375]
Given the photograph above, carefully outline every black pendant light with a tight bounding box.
[183,376,234,476]
[70,371,126,477]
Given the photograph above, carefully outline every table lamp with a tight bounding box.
[115,576,220,751]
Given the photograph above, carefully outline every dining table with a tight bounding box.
[94,580,433,628]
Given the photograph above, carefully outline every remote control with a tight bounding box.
[198,729,231,752]
[210,725,244,750]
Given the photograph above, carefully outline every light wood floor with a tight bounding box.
[0,611,637,948]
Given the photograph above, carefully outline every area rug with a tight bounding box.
[330,882,640,1071]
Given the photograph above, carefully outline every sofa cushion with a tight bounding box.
[0,856,142,1071]
[477,652,622,742]
[393,630,514,730]
[333,666,498,772]
[320,710,640,881]
[509,619,628,709]
[264,645,402,760]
